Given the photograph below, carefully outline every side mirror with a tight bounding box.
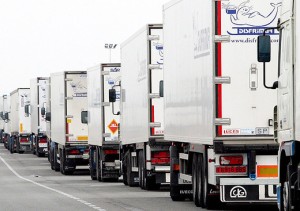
[159,80,164,97]
[109,89,116,103]
[41,107,46,116]
[257,35,271,62]
[25,105,30,116]
[45,112,51,122]
[81,111,88,124]
[4,112,9,121]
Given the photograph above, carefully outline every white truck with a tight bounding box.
[87,63,121,181]
[257,0,300,209]
[45,78,51,162]
[119,24,169,189]
[29,77,49,157]
[163,0,281,207]
[9,88,31,153]
[1,94,10,149]
[0,98,4,142]
[50,71,89,175]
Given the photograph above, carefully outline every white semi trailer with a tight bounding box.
[1,95,10,149]
[50,71,89,175]
[46,78,51,162]
[163,0,281,207]
[87,63,121,181]
[119,24,169,189]
[29,77,49,157]
[0,98,4,142]
[257,0,300,209]
[10,88,31,153]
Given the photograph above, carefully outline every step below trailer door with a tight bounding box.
[217,0,281,137]
[102,66,121,142]
[66,73,88,142]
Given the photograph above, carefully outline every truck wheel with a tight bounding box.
[197,154,205,207]
[282,162,297,211]
[60,149,74,175]
[126,152,136,187]
[47,141,51,162]
[36,138,41,157]
[122,155,128,185]
[138,150,144,189]
[9,137,14,154]
[89,148,97,180]
[31,137,35,155]
[16,138,20,153]
[50,144,55,170]
[60,149,66,174]
[193,154,202,207]
[96,147,102,182]
[53,145,60,171]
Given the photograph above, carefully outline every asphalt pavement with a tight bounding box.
[0,145,277,211]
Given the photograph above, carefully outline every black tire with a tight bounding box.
[96,147,102,182]
[122,154,128,185]
[90,148,97,180]
[193,153,201,207]
[53,145,60,172]
[60,148,74,175]
[9,137,14,154]
[31,137,35,155]
[197,154,204,207]
[50,145,55,170]
[138,150,144,189]
[47,141,51,162]
[126,152,131,186]
[36,138,41,157]
[282,162,298,211]
[60,149,65,174]
[126,152,135,187]
[16,138,20,153]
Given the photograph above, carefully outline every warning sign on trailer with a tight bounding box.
[108,119,118,134]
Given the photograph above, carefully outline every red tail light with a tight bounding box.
[219,155,243,166]
[152,151,170,158]
[104,150,118,155]
[69,149,80,155]
[151,151,170,165]
[39,138,47,143]
[20,138,29,143]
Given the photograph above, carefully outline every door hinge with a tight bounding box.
[214,76,231,84]
[148,35,160,41]
[214,118,231,125]
[214,35,230,43]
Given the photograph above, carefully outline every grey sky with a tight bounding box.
[0,0,170,94]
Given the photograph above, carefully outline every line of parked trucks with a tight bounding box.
[0,0,299,210]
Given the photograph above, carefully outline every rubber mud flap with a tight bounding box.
[170,184,193,201]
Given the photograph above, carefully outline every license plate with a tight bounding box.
[216,166,247,174]
[224,185,259,201]
[39,143,47,148]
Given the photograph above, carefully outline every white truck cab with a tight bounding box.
[257,0,300,209]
